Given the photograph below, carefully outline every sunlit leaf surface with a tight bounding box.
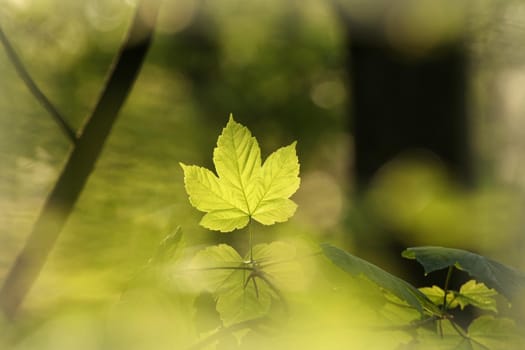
[181,116,300,232]
[454,280,498,312]
[190,241,301,326]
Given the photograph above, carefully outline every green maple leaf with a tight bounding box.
[190,242,301,325]
[180,115,300,232]
[454,280,498,312]
[418,285,455,308]
[419,281,498,313]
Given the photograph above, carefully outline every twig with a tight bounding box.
[0,24,77,143]
[0,0,161,320]
[442,266,454,310]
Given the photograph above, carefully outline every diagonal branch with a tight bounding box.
[0,24,77,143]
[0,0,161,320]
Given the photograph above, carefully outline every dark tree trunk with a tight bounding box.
[341,8,473,317]
[349,38,471,188]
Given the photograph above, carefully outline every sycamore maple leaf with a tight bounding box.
[180,115,300,232]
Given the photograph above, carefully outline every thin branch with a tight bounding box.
[0,0,161,320]
[0,23,77,143]
[442,266,454,310]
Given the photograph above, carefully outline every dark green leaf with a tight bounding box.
[402,246,525,301]
[321,243,440,316]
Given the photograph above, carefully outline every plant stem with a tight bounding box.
[248,219,254,263]
[442,266,454,310]
[436,266,454,338]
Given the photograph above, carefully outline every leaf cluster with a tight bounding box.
[175,117,525,350]
[322,244,525,349]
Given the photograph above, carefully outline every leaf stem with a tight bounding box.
[248,219,254,263]
[442,266,454,310]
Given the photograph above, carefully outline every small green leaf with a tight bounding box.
[321,243,440,316]
[181,115,300,232]
[454,280,498,312]
[402,246,525,301]
[418,285,455,309]
[418,281,497,312]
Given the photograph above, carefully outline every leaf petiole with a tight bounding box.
[442,266,454,311]
[248,219,254,263]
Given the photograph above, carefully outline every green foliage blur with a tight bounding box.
[0,0,346,301]
[1,0,525,349]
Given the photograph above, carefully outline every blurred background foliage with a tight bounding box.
[1,0,525,348]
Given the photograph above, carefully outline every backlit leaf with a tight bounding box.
[454,280,498,312]
[418,280,497,312]
[181,115,300,232]
[190,242,301,326]
[418,285,455,308]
